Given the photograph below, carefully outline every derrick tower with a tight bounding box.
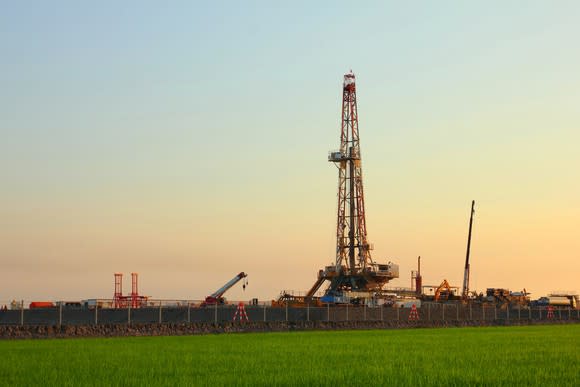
[332,71,371,271]
[306,71,399,301]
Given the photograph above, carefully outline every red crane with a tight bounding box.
[202,272,248,306]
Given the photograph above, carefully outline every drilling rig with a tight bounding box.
[305,71,399,304]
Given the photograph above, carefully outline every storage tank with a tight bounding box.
[547,296,572,307]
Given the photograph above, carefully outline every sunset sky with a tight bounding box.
[1,2,579,303]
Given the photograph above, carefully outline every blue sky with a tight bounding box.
[1,2,579,301]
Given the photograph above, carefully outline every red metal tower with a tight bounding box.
[306,71,399,301]
[113,272,148,308]
[131,272,139,308]
[412,256,423,296]
[114,273,124,308]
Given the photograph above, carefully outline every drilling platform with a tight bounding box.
[305,71,399,304]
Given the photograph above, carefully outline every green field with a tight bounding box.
[1,325,578,386]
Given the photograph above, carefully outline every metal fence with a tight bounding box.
[0,301,578,326]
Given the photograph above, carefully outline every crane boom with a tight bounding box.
[204,272,247,305]
[462,200,475,300]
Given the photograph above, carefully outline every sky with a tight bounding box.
[1,1,579,303]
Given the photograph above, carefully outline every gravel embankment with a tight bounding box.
[1,319,578,339]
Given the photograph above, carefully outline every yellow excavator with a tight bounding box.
[434,279,456,302]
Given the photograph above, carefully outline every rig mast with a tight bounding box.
[307,71,399,301]
[332,71,371,271]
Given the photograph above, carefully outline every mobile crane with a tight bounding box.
[202,272,248,306]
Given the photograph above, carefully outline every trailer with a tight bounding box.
[29,302,55,309]
[534,295,578,309]
[547,292,579,309]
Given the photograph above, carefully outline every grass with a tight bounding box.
[1,325,579,386]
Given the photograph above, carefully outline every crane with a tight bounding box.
[461,200,475,301]
[202,272,247,306]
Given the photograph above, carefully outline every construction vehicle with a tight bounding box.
[508,290,531,307]
[421,280,460,302]
[273,291,322,307]
[484,288,530,308]
[434,280,458,301]
[202,272,247,306]
[485,288,511,304]
[303,71,399,304]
